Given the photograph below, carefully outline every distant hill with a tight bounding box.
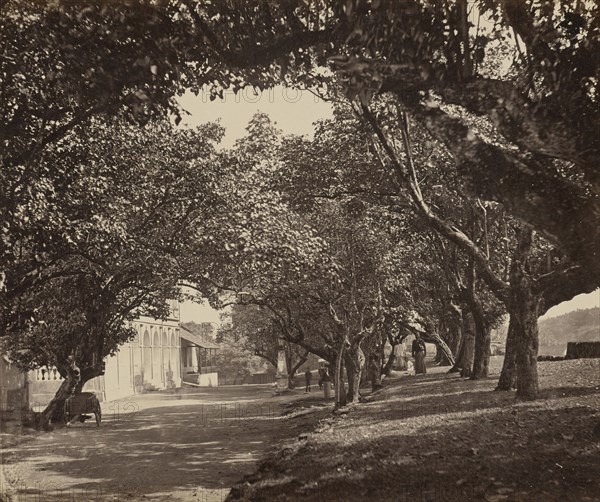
[539,308,600,356]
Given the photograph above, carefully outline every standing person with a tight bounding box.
[318,363,327,390]
[412,335,427,375]
[305,367,312,392]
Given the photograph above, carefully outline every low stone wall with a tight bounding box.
[565,341,600,359]
[183,371,218,387]
[28,380,62,410]
[0,358,27,419]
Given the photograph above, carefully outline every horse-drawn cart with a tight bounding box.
[64,392,101,426]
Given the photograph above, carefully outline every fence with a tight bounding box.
[565,341,600,359]
[218,372,276,386]
[0,357,28,421]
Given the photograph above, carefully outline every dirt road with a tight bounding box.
[1,385,330,501]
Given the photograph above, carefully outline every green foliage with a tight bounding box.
[215,315,273,382]
[2,0,597,398]
[3,0,598,287]
[0,116,224,377]
[214,305,279,368]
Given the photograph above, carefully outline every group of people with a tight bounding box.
[304,363,331,392]
[302,336,426,392]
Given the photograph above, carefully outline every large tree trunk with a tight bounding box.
[464,253,492,379]
[38,374,78,429]
[458,312,475,378]
[370,332,386,387]
[470,303,492,379]
[286,372,295,390]
[344,359,358,403]
[447,321,462,355]
[496,317,517,391]
[435,344,452,366]
[284,345,294,388]
[423,332,456,368]
[510,287,541,399]
[344,344,365,404]
[368,350,383,391]
[508,227,541,400]
[511,296,541,399]
[447,308,464,373]
[334,335,347,408]
[433,320,452,366]
[382,342,398,376]
[285,346,309,389]
[38,362,102,429]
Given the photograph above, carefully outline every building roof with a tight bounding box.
[180,325,220,349]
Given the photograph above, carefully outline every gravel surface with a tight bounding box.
[1,384,331,501]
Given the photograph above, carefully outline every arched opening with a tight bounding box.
[171,329,183,382]
[142,329,152,385]
[162,329,171,386]
[132,326,143,392]
[153,329,161,385]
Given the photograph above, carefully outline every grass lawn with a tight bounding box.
[227,356,600,502]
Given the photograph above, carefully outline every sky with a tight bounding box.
[175,87,599,325]
[177,85,334,148]
[180,298,222,324]
[539,290,600,320]
[181,289,600,325]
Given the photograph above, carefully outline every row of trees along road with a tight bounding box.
[1,116,227,427]
[1,0,598,422]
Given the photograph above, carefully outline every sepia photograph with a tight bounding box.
[1,1,599,500]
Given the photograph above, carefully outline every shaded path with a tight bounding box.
[1,385,330,501]
[228,358,600,502]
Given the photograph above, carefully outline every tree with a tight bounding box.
[178,0,600,282]
[278,96,584,397]
[0,1,199,295]
[358,104,595,398]
[184,113,406,406]
[327,0,599,281]
[218,304,309,389]
[215,313,271,385]
[5,1,598,280]
[5,0,597,408]
[287,108,474,383]
[0,116,224,425]
[228,305,279,369]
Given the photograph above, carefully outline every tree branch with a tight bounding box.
[360,104,510,303]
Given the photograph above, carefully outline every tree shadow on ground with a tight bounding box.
[3,389,330,501]
[228,363,600,502]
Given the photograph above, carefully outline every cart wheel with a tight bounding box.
[95,408,101,426]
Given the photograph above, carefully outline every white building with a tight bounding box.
[86,301,184,402]
[27,300,219,408]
